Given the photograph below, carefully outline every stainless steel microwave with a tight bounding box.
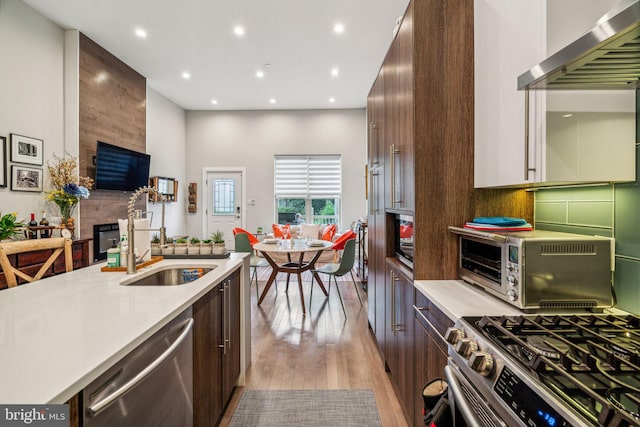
[449,227,614,312]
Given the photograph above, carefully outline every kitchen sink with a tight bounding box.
[121,267,215,286]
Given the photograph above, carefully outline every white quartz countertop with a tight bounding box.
[414,279,627,322]
[414,280,523,321]
[0,255,247,404]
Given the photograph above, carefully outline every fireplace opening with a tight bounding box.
[93,223,120,262]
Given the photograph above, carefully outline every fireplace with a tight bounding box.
[93,223,120,262]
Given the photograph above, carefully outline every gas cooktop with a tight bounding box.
[468,314,640,426]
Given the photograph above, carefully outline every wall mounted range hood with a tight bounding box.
[518,0,640,90]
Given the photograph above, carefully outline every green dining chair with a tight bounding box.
[310,237,362,316]
[234,233,272,299]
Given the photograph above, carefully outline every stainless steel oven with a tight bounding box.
[444,314,640,427]
[449,227,614,312]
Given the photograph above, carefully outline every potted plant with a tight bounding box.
[200,238,213,255]
[150,233,161,255]
[188,237,201,255]
[162,237,175,255]
[0,212,24,242]
[174,238,188,255]
[211,230,226,255]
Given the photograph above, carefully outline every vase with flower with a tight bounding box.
[45,155,93,238]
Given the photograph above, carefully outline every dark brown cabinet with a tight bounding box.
[385,259,415,423]
[193,269,241,427]
[413,291,452,426]
[367,75,387,353]
[366,0,475,424]
[383,2,414,213]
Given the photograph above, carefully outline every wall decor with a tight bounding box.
[188,182,197,213]
[11,165,43,192]
[10,133,43,165]
[0,136,6,187]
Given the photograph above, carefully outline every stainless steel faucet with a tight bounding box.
[126,186,167,274]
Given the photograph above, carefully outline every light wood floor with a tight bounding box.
[219,267,409,426]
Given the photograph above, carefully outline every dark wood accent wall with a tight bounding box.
[413,0,475,280]
[474,188,534,224]
[78,34,146,250]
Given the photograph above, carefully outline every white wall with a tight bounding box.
[185,109,367,237]
[146,88,187,237]
[0,0,65,220]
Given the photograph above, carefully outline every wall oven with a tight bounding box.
[444,314,640,427]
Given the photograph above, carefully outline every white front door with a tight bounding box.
[205,170,243,251]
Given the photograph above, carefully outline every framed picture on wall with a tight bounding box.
[10,165,43,192]
[10,133,43,165]
[0,136,6,187]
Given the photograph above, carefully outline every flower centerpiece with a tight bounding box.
[45,155,93,232]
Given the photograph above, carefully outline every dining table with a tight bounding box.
[253,239,333,314]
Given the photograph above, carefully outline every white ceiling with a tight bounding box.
[21,0,409,111]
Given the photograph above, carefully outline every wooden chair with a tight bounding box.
[0,238,73,288]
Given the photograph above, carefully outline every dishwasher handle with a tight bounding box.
[87,318,194,418]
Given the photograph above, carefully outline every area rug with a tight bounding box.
[229,389,383,426]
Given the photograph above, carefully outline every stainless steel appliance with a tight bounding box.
[83,309,193,427]
[445,313,640,426]
[393,214,414,269]
[449,227,614,311]
[518,0,640,90]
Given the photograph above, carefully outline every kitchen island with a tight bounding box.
[0,254,250,405]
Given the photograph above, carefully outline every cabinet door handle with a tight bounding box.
[371,124,380,165]
[389,144,395,206]
[369,171,379,213]
[523,90,536,181]
[390,270,396,335]
[226,280,231,352]
[390,270,402,336]
[219,285,227,354]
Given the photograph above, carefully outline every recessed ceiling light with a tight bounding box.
[329,98,335,103]
[234,26,245,37]
[211,99,218,105]
[331,67,339,77]
[256,70,264,78]
[182,71,191,79]
[134,28,147,39]
[334,23,345,34]
[269,98,277,104]
[562,113,573,118]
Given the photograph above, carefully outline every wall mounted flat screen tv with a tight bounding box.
[94,141,151,191]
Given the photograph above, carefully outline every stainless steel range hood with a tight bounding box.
[518,0,640,90]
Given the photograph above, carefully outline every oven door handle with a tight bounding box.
[444,365,483,427]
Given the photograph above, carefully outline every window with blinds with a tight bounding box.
[274,156,341,199]
[274,155,342,226]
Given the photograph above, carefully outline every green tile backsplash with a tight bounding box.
[534,155,640,313]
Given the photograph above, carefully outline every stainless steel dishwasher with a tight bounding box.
[83,308,193,427]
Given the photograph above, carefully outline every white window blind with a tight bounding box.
[274,155,341,198]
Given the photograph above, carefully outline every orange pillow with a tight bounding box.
[272,223,291,239]
[233,227,259,246]
[331,230,356,250]
[399,225,413,238]
[321,224,337,241]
